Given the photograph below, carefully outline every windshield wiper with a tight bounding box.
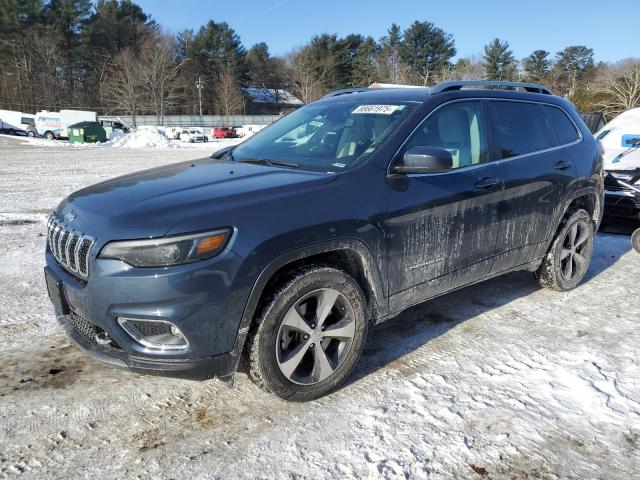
[239,158,301,169]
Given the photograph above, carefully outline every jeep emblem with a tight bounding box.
[64,210,77,223]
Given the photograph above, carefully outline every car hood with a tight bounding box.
[55,158,337,242]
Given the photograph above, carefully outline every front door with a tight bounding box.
[385,100,504,313]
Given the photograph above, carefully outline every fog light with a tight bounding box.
[117,318,188,351]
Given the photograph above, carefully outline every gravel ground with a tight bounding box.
[0,135,639,479]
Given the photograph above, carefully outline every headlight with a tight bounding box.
[99,229,231,267]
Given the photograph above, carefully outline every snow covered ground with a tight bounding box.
[0,136,639,479]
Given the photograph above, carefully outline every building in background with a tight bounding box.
[241,88,303,115]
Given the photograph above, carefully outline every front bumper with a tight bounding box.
[604,189,640,220]
[55,307,238,380]
[45,244,251,380]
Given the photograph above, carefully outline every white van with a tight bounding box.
[0,110,35,135]
[35,109,97,139]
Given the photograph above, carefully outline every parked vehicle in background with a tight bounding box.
[235,124,267,138]
[45,81,603,401]
[167,127,183,140]
[0,110,34,135]
[99,118,131,139]
[180,127,208,143]
[595,108,640,222]
[34,110,97,139]
[212,126,238,139]
[34,111,61,139]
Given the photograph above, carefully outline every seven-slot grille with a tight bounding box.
[47,215,94,278]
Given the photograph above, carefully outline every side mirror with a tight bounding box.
[392,146,453,174]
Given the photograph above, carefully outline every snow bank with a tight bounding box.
[103,128,173,149]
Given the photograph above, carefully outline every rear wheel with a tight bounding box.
[535,209,594,291]
[632,228,640,253]
[45,131,54,140]
[27,130,35,137]
[246,266,368,401]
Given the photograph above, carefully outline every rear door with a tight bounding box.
[386,100,504,312]
[488,100,580,273]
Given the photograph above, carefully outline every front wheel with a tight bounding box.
[535,209,594,291]
[27,130,35,137]
[44,131,54,140]
[246,266,368,401]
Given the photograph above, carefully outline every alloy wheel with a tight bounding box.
[560,221,591,280]
[276,288,356,385]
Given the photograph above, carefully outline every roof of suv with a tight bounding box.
[319,81,561,105]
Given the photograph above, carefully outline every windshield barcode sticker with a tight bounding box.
[352,105,400,115]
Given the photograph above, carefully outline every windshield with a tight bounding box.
[231,100,419,172]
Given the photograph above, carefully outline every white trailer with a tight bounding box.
[0,110,35,135]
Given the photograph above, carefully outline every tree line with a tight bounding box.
[1,0,639,125]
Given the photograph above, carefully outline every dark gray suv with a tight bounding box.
[45,81,603,400]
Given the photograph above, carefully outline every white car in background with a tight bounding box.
[179,127,208,143]
[166,127,183,140]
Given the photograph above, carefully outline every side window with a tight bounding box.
[544,105,580,145]
[489,101,552,159]
[401,101,488,169]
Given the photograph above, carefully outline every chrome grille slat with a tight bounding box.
[47,214,94,279]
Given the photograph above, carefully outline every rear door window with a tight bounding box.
[488,101,552,159]
[544,105,580,145]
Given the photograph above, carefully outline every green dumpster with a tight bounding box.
[68,121,107,144]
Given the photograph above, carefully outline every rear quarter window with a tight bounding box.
[489,101,552,159]
[544,105,580,145]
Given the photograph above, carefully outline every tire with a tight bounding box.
[632,228,640,253]
[9,129,16,136]
[45,131,54,140]
[246,266,368,401]
[27,130,35,137]
[535,209,594,291]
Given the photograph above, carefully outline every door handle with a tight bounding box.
[554,160,572,170]
[474,177,502,189]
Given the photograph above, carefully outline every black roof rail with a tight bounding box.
[431,81,552,95]
[323,87,372,98]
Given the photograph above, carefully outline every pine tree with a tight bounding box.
[351,36,379,87]
[555,45,595,95]
[522,50,551,82]
[379,23,402,83]
[184,20,247,113]
[399,21,456,85]
[483,38,517,81]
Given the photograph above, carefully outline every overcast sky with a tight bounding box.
[135,0,639,62]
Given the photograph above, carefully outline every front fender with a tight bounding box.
[226,238,387,365]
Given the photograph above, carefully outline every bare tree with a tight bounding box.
[215,70,245,117]
[101,48,143,126]
[139,34,183,124]
[288,47,330,103]
[595,59,640,116]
